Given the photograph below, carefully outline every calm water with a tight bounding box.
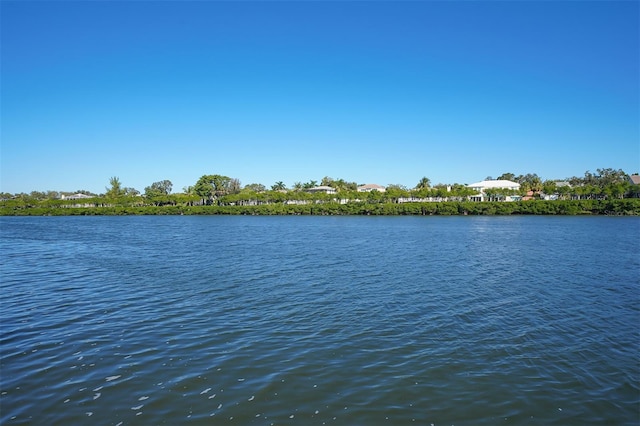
[1,216,638,425]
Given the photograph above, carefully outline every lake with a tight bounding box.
[1,215,638,425]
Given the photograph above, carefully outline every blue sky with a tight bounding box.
[2,1,638,194]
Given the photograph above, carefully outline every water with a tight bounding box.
[1,215,638,425]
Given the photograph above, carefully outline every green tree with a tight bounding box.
[386,184,408,191]
[517,173,542,193]
[271,181,286,191]
[569,169,628,190]
[124,187,140,197]
[432,184,450,198]
[542,180,557,197]
[145,180,173,198]
[29,191,47,200]
[366,189,384,204]
[556,184,571,200]
[416,177,431,190]
[319,177,357,191]
[105,177,125,198]
[449,183,479,200]
[245,183,266,192]
[497,172,516,181]
[385,185,409,203]
[605,182,629,200]
[321,176,334,187]
[229,178,242,194]
[193,174,234,204]
[596,168,628,187]
[335,178,357,191]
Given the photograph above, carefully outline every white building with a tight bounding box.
[357,184,386,193]
[61,193,94,200]
[466,180,521,202]
[305,186,337,194]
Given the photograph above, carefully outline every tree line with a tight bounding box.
[1,168,639,212]
[3,199,640,217]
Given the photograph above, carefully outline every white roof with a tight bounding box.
[467,180,520,189]
[357,184,385,189]
[306,185,335,191]
[63,193,94,199]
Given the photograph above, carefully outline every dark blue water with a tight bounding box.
[1,216,638,425]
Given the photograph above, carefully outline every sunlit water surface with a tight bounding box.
[1,216,638,425]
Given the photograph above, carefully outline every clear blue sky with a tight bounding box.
[2,1,638,194]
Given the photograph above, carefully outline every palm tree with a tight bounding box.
[416,177,431,190]
[271,181,286,191]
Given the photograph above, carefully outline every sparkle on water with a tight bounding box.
[1,216,638,425]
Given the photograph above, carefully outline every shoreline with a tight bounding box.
[2,199,639,216]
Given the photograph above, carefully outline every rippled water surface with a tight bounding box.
[1,216,638,425]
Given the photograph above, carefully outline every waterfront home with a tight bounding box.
[467,180,521,202]
[61,193,94,200]
[541,181,571,200]
[629,175,640,198]
[357,184,386,193]
[305,186,337,194]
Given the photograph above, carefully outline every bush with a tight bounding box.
[2,198,640,216]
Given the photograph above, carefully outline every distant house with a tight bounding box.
[466,180,521,202]
[629,175,640,198]
[61,193,94,200]
[541,181,571,200]
[305,186,337,194]
[357,184,386,193]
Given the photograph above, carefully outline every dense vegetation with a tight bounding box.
[2,199,640,216]
[2,169,639,216]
